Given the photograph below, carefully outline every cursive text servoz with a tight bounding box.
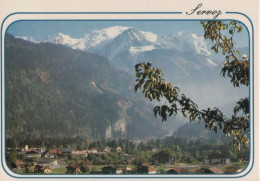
[186,3,222,19]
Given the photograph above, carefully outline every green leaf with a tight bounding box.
[198,117,201,124]
[134,84,139,92]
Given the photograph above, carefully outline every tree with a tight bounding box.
[134,21,249,151]
[80,165,90,173]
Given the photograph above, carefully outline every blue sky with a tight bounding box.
[7,20,249,48]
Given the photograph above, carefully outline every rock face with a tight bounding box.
[5,34,173,144]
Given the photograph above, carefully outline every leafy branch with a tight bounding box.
[201,21,249,87]
[134,21,249,151]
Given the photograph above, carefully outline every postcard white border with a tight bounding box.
[0,12,255,179]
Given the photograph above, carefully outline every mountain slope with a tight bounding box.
[5,34,176,146]
[176,122,230,144]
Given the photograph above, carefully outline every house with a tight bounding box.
[57,150,62,157]
[23,144,45,153]
[71,150,88,158]
[121,166,132,173]
[137,163,157,174]
[204,152,230,165]
[103,146,111,153]
[43,152,55,159]
[10,160,25,170]
[27,148,37,152]
[34,165,51,173]
[116,147,122,152]
[151,146,157,152]
[25,150,41,159]
[167,168,183,174]
[34,164,51,173]
[49,149,57,154]
[43,167,52,173]
[123,154,134,162]
[35,147,46,153]
[151,151,174,165]
[225,165,243,173]
[60,148,75,158]
[17,151,27,158]
[38,158,58,167]
[115,166,125,174]
[101,166,116,174]
[117,166,132,174]
[124,166,132,172]
[196,167,224,174]
[24,145,29,152]
[87,148,97,154]
[66,165,82,174]
[48,149,58,157]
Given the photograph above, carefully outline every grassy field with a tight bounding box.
[50,168,67,174]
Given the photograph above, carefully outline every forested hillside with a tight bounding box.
[5,34,172,147]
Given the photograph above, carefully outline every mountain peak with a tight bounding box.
[140,31,158,43]
[15,36,39,43]
[168,30,211,56]
[44,33,83,49]
[92,26,133,40]
[57,32,68,37]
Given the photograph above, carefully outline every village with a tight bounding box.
[6,143,247,175]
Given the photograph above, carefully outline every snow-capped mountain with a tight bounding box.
[41,26,216,68]
[16,26,219,82]
[42,26,136,51]
[85,26,132,50]
[89,27,165,60]
[44,33,83,48]
[166,30,211,56]
[15,36,39,44]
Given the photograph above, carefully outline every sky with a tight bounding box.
[6,20,249,48]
